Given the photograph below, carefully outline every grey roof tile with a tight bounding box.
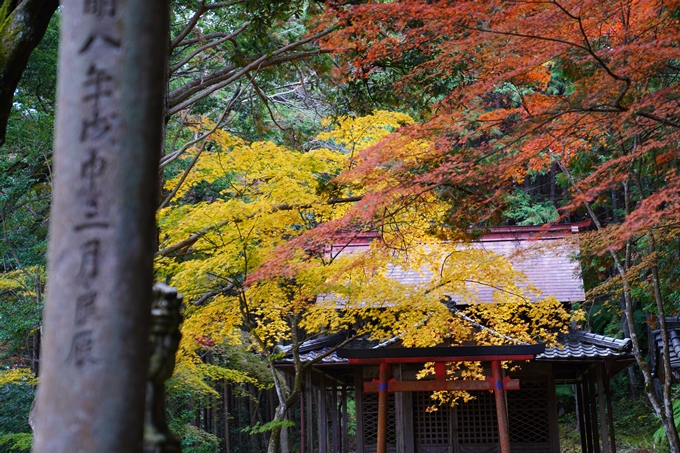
[650,318,680,378]
[537,331,633,361]
[278,331,633,364]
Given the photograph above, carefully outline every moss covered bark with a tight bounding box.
[0,0,58,145]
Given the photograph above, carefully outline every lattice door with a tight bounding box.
[363,391,397,452]
[456,391,499,445]
[413,392,450,453]
[507,380,550,444]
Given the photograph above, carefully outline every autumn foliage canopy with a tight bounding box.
[318,0,680,246]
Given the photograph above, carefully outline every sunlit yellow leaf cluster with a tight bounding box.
[0,267,41,298]
[317,110,414,154]
[0,368,37,386]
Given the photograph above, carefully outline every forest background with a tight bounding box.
[0,1,679,452]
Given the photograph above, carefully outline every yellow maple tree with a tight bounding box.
[156,111,574,451]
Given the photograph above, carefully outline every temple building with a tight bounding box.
[277,223,634,453]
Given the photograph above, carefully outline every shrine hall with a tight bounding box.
[276,223,635,453]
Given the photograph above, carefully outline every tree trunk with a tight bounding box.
[647,237,680,451]
[32,1,168,452]
[620,313,638,399]
[280,414,289,453]
[0,0,59,145]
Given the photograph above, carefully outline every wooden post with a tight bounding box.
[332,382,339,453]
[342,384,349,453]
[588,369,601,453]
[402,392,414,453]
[355,368,365,453]
[306,370,313,453]
[395,364,405,453]
[491,361,511,453]
[582,376,594,453]
[377,362,389,453]
[596,365,610,453]
[547,369,561,453]
[576,382,588,453]
[604,373,617,453]
[32,1,168,452]
[300,384,306,453]
[319,373,328,453]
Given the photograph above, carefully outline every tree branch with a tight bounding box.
[167,25,337,117]
[155,196,362,257]
[170,1,244,50]
[170,22,250,74]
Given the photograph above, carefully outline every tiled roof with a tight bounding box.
[467,238,585,303]
[277,334,376,364]
[537,331,632,361]
[296,345,346,364]
[278,331,633,365]
[327,236,585,305]
[650,317,680,379]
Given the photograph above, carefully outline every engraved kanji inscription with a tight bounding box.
[83,65,113,109]
[79,32,121,54]
[71,330,96,367]
[81,111,114,142]
[75,292,97,325]
[81,148,106,218]
[84,0,116,17]
[81,65,115,141]
[79,239,100,281]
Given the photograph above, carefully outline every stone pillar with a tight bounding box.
[32,1,168,452]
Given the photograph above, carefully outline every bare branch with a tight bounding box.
[160,95,238,169]
[170,1,245,50]
[245,71,291,135]
[466,25,588,52]
[192,283,239,306]
[170,22,250,74]
[169,50,330,117]
[175,32,235,48]
[636,111,680,129]
[167,26,337,117]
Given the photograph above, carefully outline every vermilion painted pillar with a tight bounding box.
[377,362,389,453]
[492,360,511,453]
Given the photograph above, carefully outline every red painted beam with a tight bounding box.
[363,376,520,393]
[347,355,535,364]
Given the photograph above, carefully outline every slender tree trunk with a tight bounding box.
[550,161,556,208]
[267,320,305,453]
[621,315,638,399]
[32,1,168,452]
[621,179,638,400]
[281,413,289,453]
[635,160,680,449]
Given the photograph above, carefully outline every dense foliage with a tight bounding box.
[0,0,679,451]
